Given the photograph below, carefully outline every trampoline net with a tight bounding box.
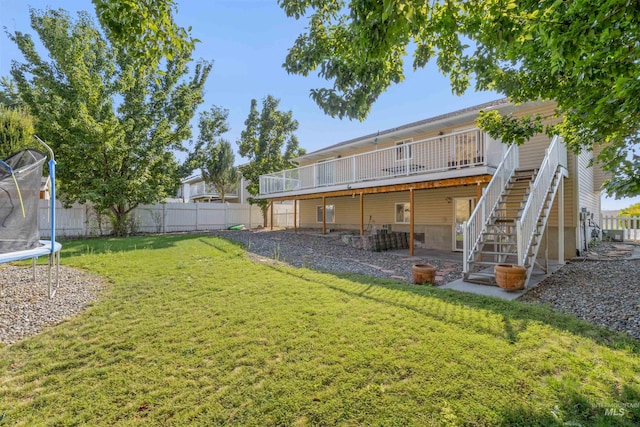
[0,149,47,253]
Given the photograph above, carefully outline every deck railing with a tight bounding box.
[260,129,487,195]
[516,135,567,266]
[189,181,238,199]
[463,144,519,273]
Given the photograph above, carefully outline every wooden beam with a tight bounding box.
[270,201,273,230]
[409,188,414,256]
[322,196,326,234]
[265,175,493,202]
[359,193,364,236]
[476,182,483,200]
[293,199,297,233]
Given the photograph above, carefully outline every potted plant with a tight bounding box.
[412,264,436,285]
[494,264,526,291]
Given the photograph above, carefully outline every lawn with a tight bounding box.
[0,234,639,426]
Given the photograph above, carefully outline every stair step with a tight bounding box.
[493,218,519,223]
[468,260,530,268]
[462,275,496,286]
[478,251,520,256]
[515,168,538,174]
[480,240,518,245]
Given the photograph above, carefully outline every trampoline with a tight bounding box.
[0,137,61,298]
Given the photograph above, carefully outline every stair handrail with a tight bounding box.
[516,135,566,266]
[463,143,519,273]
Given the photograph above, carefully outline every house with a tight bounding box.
[178,174,247,203]
[257,98,608,286]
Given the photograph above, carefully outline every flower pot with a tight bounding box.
[412,264,436,285]
[494,264,526,291]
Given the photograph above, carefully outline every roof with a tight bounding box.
[296,98,519,162]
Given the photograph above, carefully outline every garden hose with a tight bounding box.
[11,173,26,218]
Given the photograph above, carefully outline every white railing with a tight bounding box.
[260,129,487,195]
[189,182,239,199]
[516,135,566,266]
[463,144,519,273]
[600,216,640,242]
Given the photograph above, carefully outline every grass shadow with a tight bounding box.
[58,233,221,258]
[265,263,640,354]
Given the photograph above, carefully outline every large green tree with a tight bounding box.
[8,8,211,235]
[92,0,195,71]
[279,0,640,196]
[237,96,305,225]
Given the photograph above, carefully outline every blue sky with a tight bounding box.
[1,0,638,210]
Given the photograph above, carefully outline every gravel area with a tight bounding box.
[0,265,106,345]
[521,242,640,340]
[211,229,466,284]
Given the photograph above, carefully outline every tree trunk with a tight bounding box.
[111,205,129,237]
[261,204,268,228]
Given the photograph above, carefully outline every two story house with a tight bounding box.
[257,98,607,286]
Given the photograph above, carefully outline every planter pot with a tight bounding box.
[494,264,526,291]
[412,264,436,285]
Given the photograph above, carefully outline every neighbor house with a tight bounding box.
[178,174,248,204]
[257,98,608,286]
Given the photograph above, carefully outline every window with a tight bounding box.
[395,139,413,161]
[316,205,335,223]
[395,202,410,224]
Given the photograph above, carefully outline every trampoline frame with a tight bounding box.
[0,136,61,298]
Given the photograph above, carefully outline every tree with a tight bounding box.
[8,8,211,235]
[202,140,239,204]
[182,106,239,204]
[620,202,640,217]
[0,106,34,159]
[237,96,305,225]
[92,0,196,71]
[0,77,23,109]
[279,0,640,195]
[180,106,231,177]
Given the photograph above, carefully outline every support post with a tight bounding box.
[359,193,364,236]
[293,199,297,233]
[558,178,565,265]
[270,201,274,230]
[322,196,326,234]
[409,188,414,256]
[544,222,549,273]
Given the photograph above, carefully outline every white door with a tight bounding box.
[453,197,476,251]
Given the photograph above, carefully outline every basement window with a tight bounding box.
[317,205,335,223]
[395,202,410,224]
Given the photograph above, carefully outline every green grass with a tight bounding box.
[1,234,639,426]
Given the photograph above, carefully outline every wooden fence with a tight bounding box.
[600,215,640,242]
[38,201,296,238]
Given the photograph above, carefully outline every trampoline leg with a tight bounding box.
[48,253,53,299]
[32,257,37,282]
[56,250,60,291]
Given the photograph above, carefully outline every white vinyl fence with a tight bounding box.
[600,215,640,242]
[38,200,296,238]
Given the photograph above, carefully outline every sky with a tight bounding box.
[1,0,638,210]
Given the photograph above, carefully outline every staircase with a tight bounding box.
[463,136,568,287]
